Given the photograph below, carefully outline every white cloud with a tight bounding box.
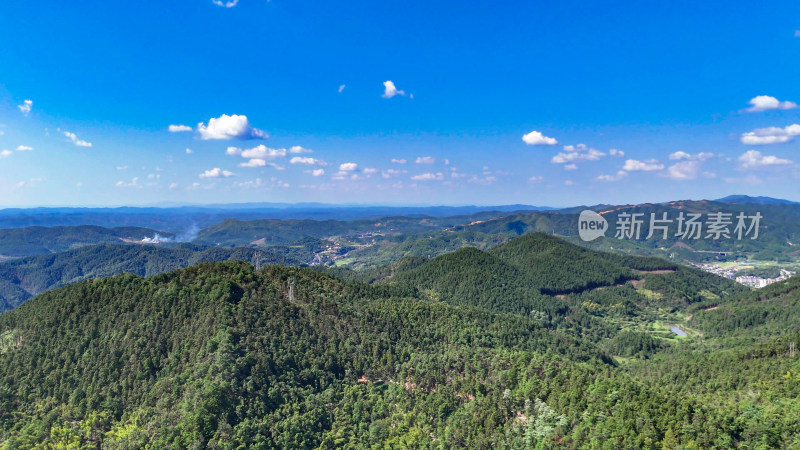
[391,158,407,164]
[522,130,558,146]
[16,145,33,151]
[595,171,628,182]
[116,177,140,188]
[564,163,578,170]
[338,84,346,93]
[528,176,544,183]
[382,80,405,98]
[382,169,407,178]
[665,160,702,180]
[363,168,378,174]
[290,156,327,166]
[185,148,193,154]
[668,151,715,161]
[168,124,193,132]
[415,156,436,164]
[212,0,238,7]
[64,131,92,147]
[116,165,128,171]
[662,152,716,180]
[289,146,313,154]
[200,168,234,178]
[551,145,604,164]
[0,149,12,158]
[169,183,179,189]
[623,159,664,171]
[740,124,800,145]
[239,158,266,168]
[197,114,268,140]
[609,148,625,157]
[339,162,358,171]
[226,144,286,160]
[411,172,445,181]
[18,100,32,116]
[743,95,797,112]
[311,169,325,177]
[737,150,793,169]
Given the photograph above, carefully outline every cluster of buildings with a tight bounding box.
[735,270,797,288]
[694,262,796,288]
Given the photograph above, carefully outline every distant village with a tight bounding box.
[694,262,797,289]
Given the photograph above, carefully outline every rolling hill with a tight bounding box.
[0,243,299,312]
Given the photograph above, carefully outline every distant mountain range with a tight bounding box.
[714,195,800,205]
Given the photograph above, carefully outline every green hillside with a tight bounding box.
[0,244,299,312]
[0,256,797,447]
[0,225,170,257]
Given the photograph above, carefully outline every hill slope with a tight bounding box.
[0,225,170,257]
[0,243,299,312]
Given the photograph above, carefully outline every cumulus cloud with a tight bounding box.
[311,169,325,176]
[185,148,193,154]
[662,152,716,180]
[197,114,268,140]
[382,80,405,98]
[528,176,544,183]
[522,130,558,146]
[239,158,267,168]
[740,124,800,145]
[212,0,238,7]
[339,162,358,171]
[290,157,327,166]
[168,124,193,132]
[665,160,703,180]
[551,144,605,164]
[415,156,436,164]
[609,148,625,157]
[411,172,445,181]
[18,100,32,116]
[16,145,33,151]
[391,158,407,164]
[668,151,715,161]
[289,146,313,154]
[743,95,797,112]
[623,159,664,171]
[382,169,407,178]
[116,177,140,188]
[737,150,793,169]
[0,149,12,158]
[199,168,234,178]
[64,131,92,147]
[363,168,378,174]
[595,171,628,182]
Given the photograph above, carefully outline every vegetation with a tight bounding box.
[0,221,798,448]
[0,243,298,312]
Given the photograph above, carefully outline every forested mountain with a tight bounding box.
[0,253,797,447]
[193,213,510,248]
[0,244,298,312]
[0,225,170,258]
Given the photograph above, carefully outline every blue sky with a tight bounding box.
[1,1,799,207]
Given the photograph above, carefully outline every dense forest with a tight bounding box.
[0,233,797,447]
[0,244,298,312]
